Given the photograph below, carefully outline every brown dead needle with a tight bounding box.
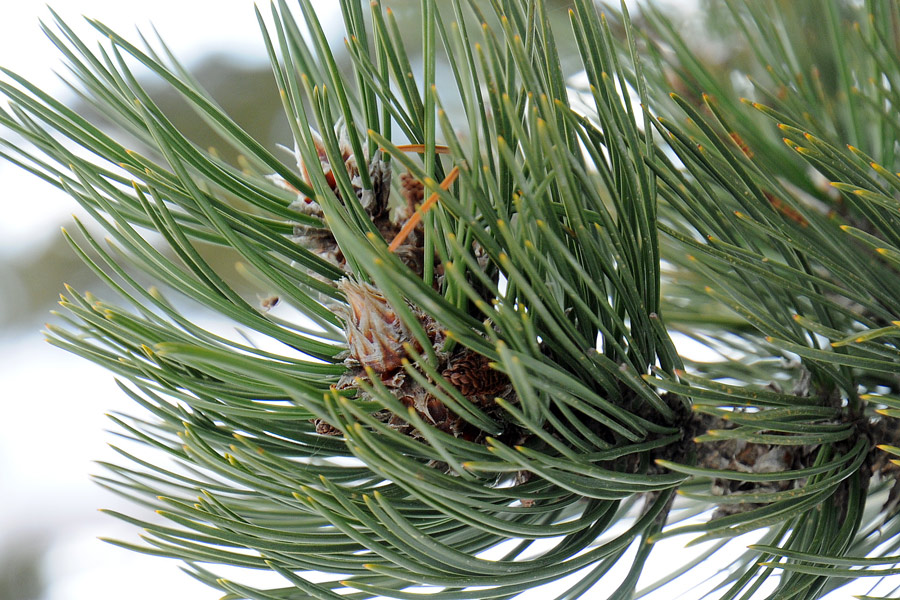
[380,143,455,253]
[392,144,451,156]
[389,165,460,252]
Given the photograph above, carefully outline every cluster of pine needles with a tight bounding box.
[2,0,900,598]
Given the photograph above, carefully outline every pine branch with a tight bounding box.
[2,1,900,599]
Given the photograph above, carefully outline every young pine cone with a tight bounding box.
[398,171,425,212]
[441,350,511,406]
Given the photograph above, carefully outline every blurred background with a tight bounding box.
[0,2,338,598]
[0,1,887,599]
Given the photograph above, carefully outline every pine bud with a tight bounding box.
[270,121,392,269]
[338,278,417,372]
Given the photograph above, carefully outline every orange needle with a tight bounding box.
[388,166,460,252]
[391,144,451,154]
